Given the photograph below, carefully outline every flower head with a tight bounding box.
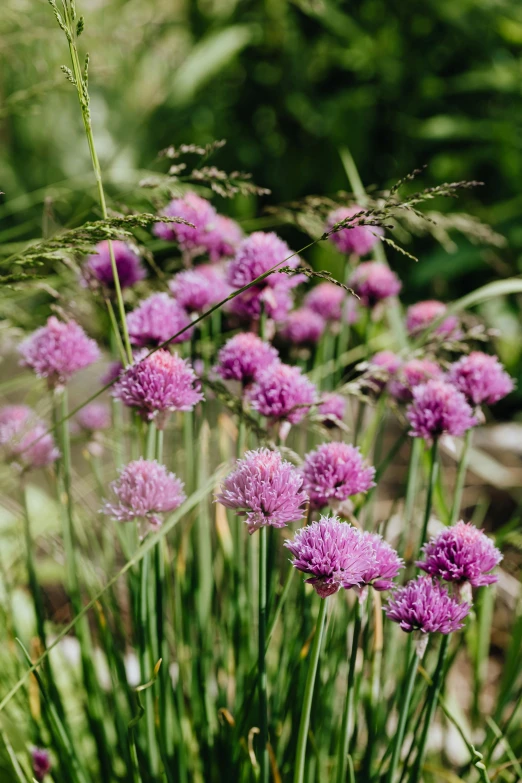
[389,358,443,402]
[348,262,402,308]
[407,379,477,441]
[215,447,308,534]
[358,532,404,591]
[102,458,185,531]
[153,192,218,255]
[280,308,326,345]
[385,575,470,635]
[247,363,317,425]
[32,748,51,782]
[284,516,376,598]
[19,316,100,388]
[82,240,146,290]
[127,293,193,347]
[206,215,243,261]
[326,206,383,257]
[169,266,230,313]
[113,349,204,426]
[406,300,459,338]
[302,442,375,510]
[227,285,295,322]
[101,361,123,386]
[418,521,502,587]
[304,282,345,321]
[364,351,401,393]
[317,393,346,425]
[447,352,514,406]
[215,333,279,386]
[75,403,111,433]
[227,231,299,289]
[0,405,59,471]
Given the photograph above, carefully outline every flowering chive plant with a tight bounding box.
[0,10,518,782]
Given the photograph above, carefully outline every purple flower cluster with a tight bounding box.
[385,575,470,635]
[113,349,204,427]
[280,308,326,345]
[82,240,146,291]
[169,266,230,313]
[103,458,185,531]
[326,206,383,257]
[32,748,51,782]
[365,351,401,393]
[407,379,477,441]
[447,351,514,406]
[359,532,404,592]
[0,405,59,471]
[389,358,443,402]
[216,447,308,534]
[406,300,459,338]
[215,333,279,387]
[284,516,375,598]
[304,282,345,322]
[127,293,193,347]
[317,393,346,425]
[302,442,375,510]
[348,262,402,308]
[247,362,317,425]
[75,402,111,433]
[19,316,100,388]
[418,521,502,587]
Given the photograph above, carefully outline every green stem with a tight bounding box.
[336,599,363,783]
[293,597,329,783]
[408,634,450,783]
[417,439,439,558]
[258,525,269,783]
[450,428,472,524]
[386,647,422,783]
[398,438,422,558]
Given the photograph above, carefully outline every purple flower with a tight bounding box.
[0,405,59,471]
[227,284,295,322]
[153,192,218,255]
[206,215,243,262]
[389,358,443,402]
[447,352,514,406]
[113,349,204,427]
[101,361,123,386]
[215,447,308,534]
[169,266,230,313]
[302,442,375,510]
[317,393,346,425]
[215,333,279,386]
[247,362,317,425]
[82,240,146,290]
[406,300,459,338]
[280,308,326,345]
[385,575,470,635]
[358,532,404,591]
[304,282,345,321]
[365,351,401,393]
[32,748,51,782]
[407,379,477,441]
[75,403,111,433]
[284,516,376,598]
[19,316,100,388]
[418,521,502,587]
[326,206,384,257]
[348,262,402,308]
[127,293,193,347]
[102,458,185,531]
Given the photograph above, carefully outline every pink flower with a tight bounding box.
[358,532,404,591]
[348,262,402,308]
[406,379,477,441]
[247,362,317,425]
[215,333,279,386]
[326,206,383,257]
[19,316,100,388]
[75,403,111,433]
[280,308,326,345]
[113,349,204,427]
[317,393,346,425]
[169,267,230,313]
[364,351,401,393]
[418,521,502,587]
[215,447,308,534]
[389,358,443,402]
[0,405,59,470]
[284,516,376,598]
[82,240,146,290]
[102,458,185,531]
[302,442,375,510]
[385,575,470,635]
[153,192,218,255]
[206,215,243,262]
[406,300,459,338]
[32,748,51,782]
[305,282,345,321]
[447,352,514,406]
[127,293,193,347]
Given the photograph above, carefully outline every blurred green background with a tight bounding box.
[1,0,522,402]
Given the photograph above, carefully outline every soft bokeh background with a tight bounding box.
[1,0,522,407]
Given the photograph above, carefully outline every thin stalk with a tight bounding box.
[417,439,439,558]
[386,647,422,783]
[293,597,329,783]
[408,634,450,783]
[336,599,363,783]
[450,428,472,524]
[258,525,269,783]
